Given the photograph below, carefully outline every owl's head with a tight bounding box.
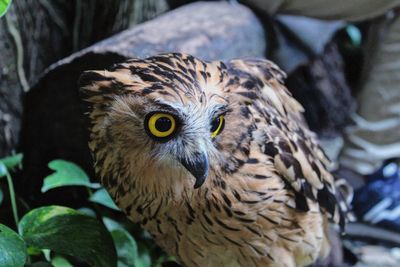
[79,53,253,197]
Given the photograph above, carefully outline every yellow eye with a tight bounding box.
[210,115,225,138]
[146,113,176,139]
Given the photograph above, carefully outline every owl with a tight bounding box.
[79,53,347,267]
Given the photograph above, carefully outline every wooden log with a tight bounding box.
[18,2,266,206]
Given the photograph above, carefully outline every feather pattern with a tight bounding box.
[80,53,349,267]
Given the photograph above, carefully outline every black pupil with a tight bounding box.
[155,117,172,132]
[211,117,220,132]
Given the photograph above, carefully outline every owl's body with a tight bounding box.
[80,53,346,267]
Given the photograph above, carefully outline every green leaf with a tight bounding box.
[51,256,73,267]
[90,188,120,211]
[42,249,51,262]
[0,224,27,267]
[135,245,151,267]
[28,262,52,267]
[19,206,117,267]
[77,207,96,217]
[102,217,124,232]
[0,162,7,177]
[0,0,11,17]
[0,153,22,170]
[103,218,150,267]
[26,246,42,256]
[111,229,138,267]
[0,153,23,177]
[41,160,100,192]
[346,25,362,47]
[0,188,3,205]
[154,255,176,267]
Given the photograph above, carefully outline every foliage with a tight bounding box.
[0,0,11,17]
[19,206,117,267]
[0,153,22,172]
[89,188,120,211]
[345,25,362,47]
[41,160,100,192]
[0,224,27,267]
[0,154,169,267]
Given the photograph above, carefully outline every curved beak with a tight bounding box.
[178,152,209,189]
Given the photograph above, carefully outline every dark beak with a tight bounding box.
[178,152,209,189]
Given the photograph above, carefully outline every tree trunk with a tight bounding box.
[0,0,168,157]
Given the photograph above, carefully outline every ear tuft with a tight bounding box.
[78,70,110,91]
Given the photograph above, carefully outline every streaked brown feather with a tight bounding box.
[80,53,350,267]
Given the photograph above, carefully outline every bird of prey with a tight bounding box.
[79,53,348,267]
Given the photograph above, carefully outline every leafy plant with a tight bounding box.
[0,224,27,267]
[0,154,23,228]
[0,155,169,267]
[41,160,100,193]
[20,206,117,267]
[0,0,12,17]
